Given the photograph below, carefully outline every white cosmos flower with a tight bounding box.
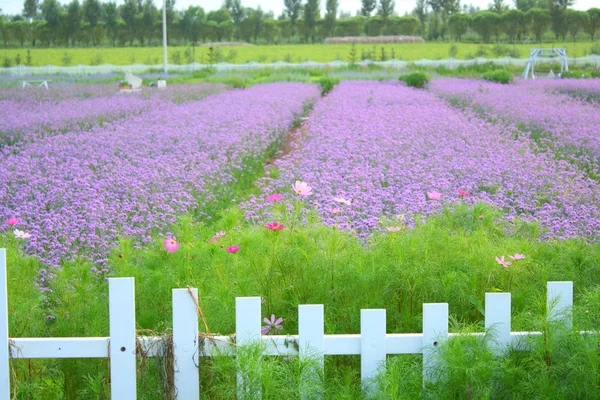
[333,197,351,206]
[14,229,31,239]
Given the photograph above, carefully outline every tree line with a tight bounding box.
[0,0,598,48]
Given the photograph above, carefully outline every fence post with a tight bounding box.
[547,281,573,329]
[0,249,9,399]
[298,304,324,400]
[108,278,137,399]
[236,297,262,399]
[422,303,448,385]
[173,288,199,399]
[361,309,386,395]
[485,293,511,354]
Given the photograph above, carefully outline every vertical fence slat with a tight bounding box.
[173,288,199,399]
[299,304,324,399]
[109,278,137,399]
[547,281,573,329]
[236,297,262,399]
[422,303,448,384]
[485,293,511,354]
[361,309,386,394]
[0,249,9,399]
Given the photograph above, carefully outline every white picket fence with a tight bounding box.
[1,54,599,76]
[0,248,577,398]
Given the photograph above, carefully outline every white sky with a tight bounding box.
[0,0,596,17]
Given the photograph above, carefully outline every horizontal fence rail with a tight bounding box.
[0,249,583,398]
[1,55,599,77]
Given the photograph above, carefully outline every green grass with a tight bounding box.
[1,41,598,67]
[4,201,600,398]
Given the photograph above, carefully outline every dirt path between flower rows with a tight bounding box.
[265,115,312,167]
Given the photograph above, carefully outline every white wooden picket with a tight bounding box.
[108,278,137,398]
[0,248,581,399]
[172,288,199,399]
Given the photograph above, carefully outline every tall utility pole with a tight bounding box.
[162,0,167,74]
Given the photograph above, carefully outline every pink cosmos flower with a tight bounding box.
[386,226,404,232]
[267,194,283,202]
[265,222,285,231]
[226,246,240,253]
[495,256,512,268]
[329,208,342,214]
[261,314,284,335]
[163,238,179,253]
[292,181,313,196]
[6,217,18,226]
[458,190,470,196]
[214,231,226,239]
[333,197,351,205]
[479,215,485,220]
[509,254,526,260]
[427,191,442,200]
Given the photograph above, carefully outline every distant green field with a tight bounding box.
[1,41,598,66]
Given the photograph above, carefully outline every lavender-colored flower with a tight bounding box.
[261,314,284,335]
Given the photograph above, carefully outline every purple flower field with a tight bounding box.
[0,83,225,148]
[243,80,600,239]
[0,83,319,277]
[430,79,600,174]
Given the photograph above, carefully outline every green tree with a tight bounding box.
[336,15,365,36]
[141,0,156,45]
[378,0,395,19]
[11,21,29,47]
[229,0,245,40]
[181,6,205,45]
[41,0,60,44]
[30,19,44,46]
[489,0,508,13]
[567,9,589,41]
[66,0,82,46]
[207,8,231,41]
[471,11,498,42]
[304,0,319,42]
[361,0,376,17]
[526,7,551,42]
[82,0,101,45]
[284,0,302,39]
[23,0,39,21]
[324,0,338,37]
[513,0,546,12]
[120,0,137,45]
[586,8,600,40]
[0,16,6,48]
[102,1,118,45]
[366,14,385,35]
[502,9,525,42]
[261,17,278,43]
[548,0,572,40]
[448,12,470,41]
[411,0,427,36]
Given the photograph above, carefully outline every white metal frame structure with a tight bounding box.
[523,48,569,79]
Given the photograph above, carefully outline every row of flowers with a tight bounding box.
[1,83,320,289]
[241,80,600,240]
